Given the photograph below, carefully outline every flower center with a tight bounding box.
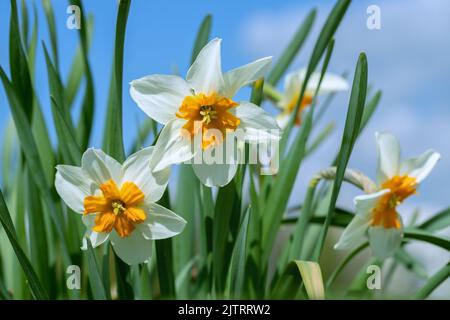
[371,175,417,229]
[112,200,126,216]
[286,92,313,125]
[199,105,218,125]
[83,179,146,238]
[176,93,240,149]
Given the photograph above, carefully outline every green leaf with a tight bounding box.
[65,15,94,109]
[359,90,381,134]
[41,0,59,70]
[155,191,176,298]
[107,0,131,162]
[9,0,33,122]
[43,44,81,165]
[0,67,72,266]
[403,228,450,251]
[418,208,450,232]
[0,188,49,299]
[213,181,240,293]
[312,52,368,261]
[191,14,212,63]
[70,1,95,150]
[226,207,251,299]
[267,9,316,85]
[413,262,450,299]
[271,260,325,299]
[85,239,108,300]
[281,0,351,146]
[261,40,335,261]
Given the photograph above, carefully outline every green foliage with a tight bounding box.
[0,0,447,300]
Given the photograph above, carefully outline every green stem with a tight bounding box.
[412,262,450,300]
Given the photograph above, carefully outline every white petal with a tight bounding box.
[400,149,441,183]
[186,38,223,94]
[278,70,304,109]
[130,75,191,125]
[122,147,170,203]
[138,203,186,240]
[221,56,272,97]
[276,113,290,129]
[334,190,390,251]
[375,132,401,184]
[308,72,349,94]
[191,140,242,187]
[151,119,196,172]
[192,161,239,187]
[354,189,390,215]
[55,165,97,213]
[334,213,372,251]
[233,101,281,142]
[368,226,403,260]
[81,148,122,185]
[81,214,109,249]
[110,231,153,265]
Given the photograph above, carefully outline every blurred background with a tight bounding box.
[0,0,449,297]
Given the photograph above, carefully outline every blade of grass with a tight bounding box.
[412,262,450,300]
[267,9,316,86]
[191,15,212,63]
[225,206,251,299]
[70,1,95,150]
[281,0,351,150]
[418,208,450,232]
[107,0,131,162]
[0,67,72,266]
[41,0,59,70]
[85,239,108,300]
[261,40,335,261]
[9,0,33,122]
[0,188,49,299]
[312,52,368,261]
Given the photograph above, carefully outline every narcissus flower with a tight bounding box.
[335,132,440,259]
[276,69,348,128]
[130,38,280,187]
[55,148,186,265]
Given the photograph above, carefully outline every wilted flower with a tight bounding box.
[130,38,280,187]
[335,132,440,259]
[55,147,186,265]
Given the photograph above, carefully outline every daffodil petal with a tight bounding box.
[221,56,272,97]
[276,112,290,129]
[110,230,153,265]
[308,72,349,94]
[233,101,281,142]
[186,38,223,94]
[130,74,191,125]
[334,190,389,251]
[122,147,170,203]
[334,214,371,251]
[151,119,195,172]
[81,214,110,249]
[55,165,96,213]
[81,148,122,186]
[375,132,401,184]
[368,226,403,260]
[400,149,441,183]
[191,139,242,187]
[138,203,186,240]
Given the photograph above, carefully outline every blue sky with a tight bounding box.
[0,0,449,295]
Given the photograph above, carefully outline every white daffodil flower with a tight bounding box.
[335,132,441,259]
[276,69,349,128]
[55,147,186,265]
[130,38,281,187]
